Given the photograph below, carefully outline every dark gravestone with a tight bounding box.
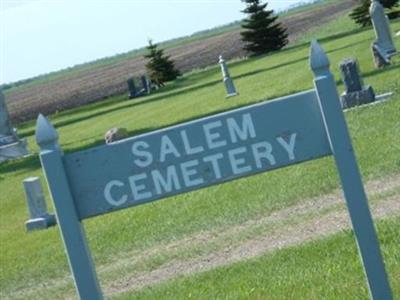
[127,75,152,99]
[140,75,151,94]
[339,59,375,109]
[127,78,137,99]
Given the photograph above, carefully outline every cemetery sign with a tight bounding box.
[33,41,393,300]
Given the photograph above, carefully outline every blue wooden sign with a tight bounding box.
[34,41,393,300]
[61,90,331,219]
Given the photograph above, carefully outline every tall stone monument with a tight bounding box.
[127,78,137,99]
[370,0,398,67]
[0,89,29,163]
[339,58,375,109]
[219,55,238,98]
[140,75,151,94]
[127,75,152,99]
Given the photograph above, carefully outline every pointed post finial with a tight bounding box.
[35,114,59,150]
[310,40,330,77]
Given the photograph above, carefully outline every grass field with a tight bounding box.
[119,216,400,300]
[4,0,355,125]
[0,12,399,300]
[1,0,338,93]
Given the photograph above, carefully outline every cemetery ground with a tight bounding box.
[4,0,354,123]
[1,15,400,300]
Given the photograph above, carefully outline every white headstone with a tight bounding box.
[370,0,397,65]
[219,55,238,98]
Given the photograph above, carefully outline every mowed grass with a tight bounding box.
[0,15,399,299]
[118,216,400,300]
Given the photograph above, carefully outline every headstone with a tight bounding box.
[127,78,137,99]
[30,42,393,300]
[23,177,56,231]
[370,0,398,67]
[104,127,128,144]
[141,75,151,94]
[219,55,238,98]
[339,58,375,109]
[127,76,152,99]
[0,90,14,138]
[0,89,29,163]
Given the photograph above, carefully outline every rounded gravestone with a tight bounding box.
[105,128,128,144]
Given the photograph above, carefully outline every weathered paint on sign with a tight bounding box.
[33,41,392,300]
[63,90,331,219]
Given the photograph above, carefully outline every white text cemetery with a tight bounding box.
[30,41,393,300]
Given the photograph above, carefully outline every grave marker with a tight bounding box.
[23,177,56,231]
[127,78,137,99]
[127,75,151,99]
[370,0,398,67]
[32,41,392,300]
[141,75,151,94]
[219,55,238,98]
[0,89,29,162]
[339,58,375,108]
[104,127,128,144]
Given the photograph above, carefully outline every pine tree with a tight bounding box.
[144,40,181,87]
[350,0,399,27]
[240,0,288,56]
[350,0,372,27]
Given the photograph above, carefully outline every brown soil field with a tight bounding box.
[6,1,355,123]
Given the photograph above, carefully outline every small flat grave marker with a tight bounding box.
[32,41,393,300]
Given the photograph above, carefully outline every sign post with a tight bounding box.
[33,41,392,300]
[310,40,392,300]
[36,115,103,300]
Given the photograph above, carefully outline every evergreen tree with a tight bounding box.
[144,40,181,87]
[350,0,399,27]
[240,0,288,56]
[350,0,373,27]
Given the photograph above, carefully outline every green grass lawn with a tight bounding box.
[0,14,399,299]
[118,216,400,300]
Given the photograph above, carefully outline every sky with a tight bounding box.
[0,0,314,84]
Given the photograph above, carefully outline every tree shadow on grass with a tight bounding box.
[233,55,309,81]
[0,155,41,177]
[363,64,400,79]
